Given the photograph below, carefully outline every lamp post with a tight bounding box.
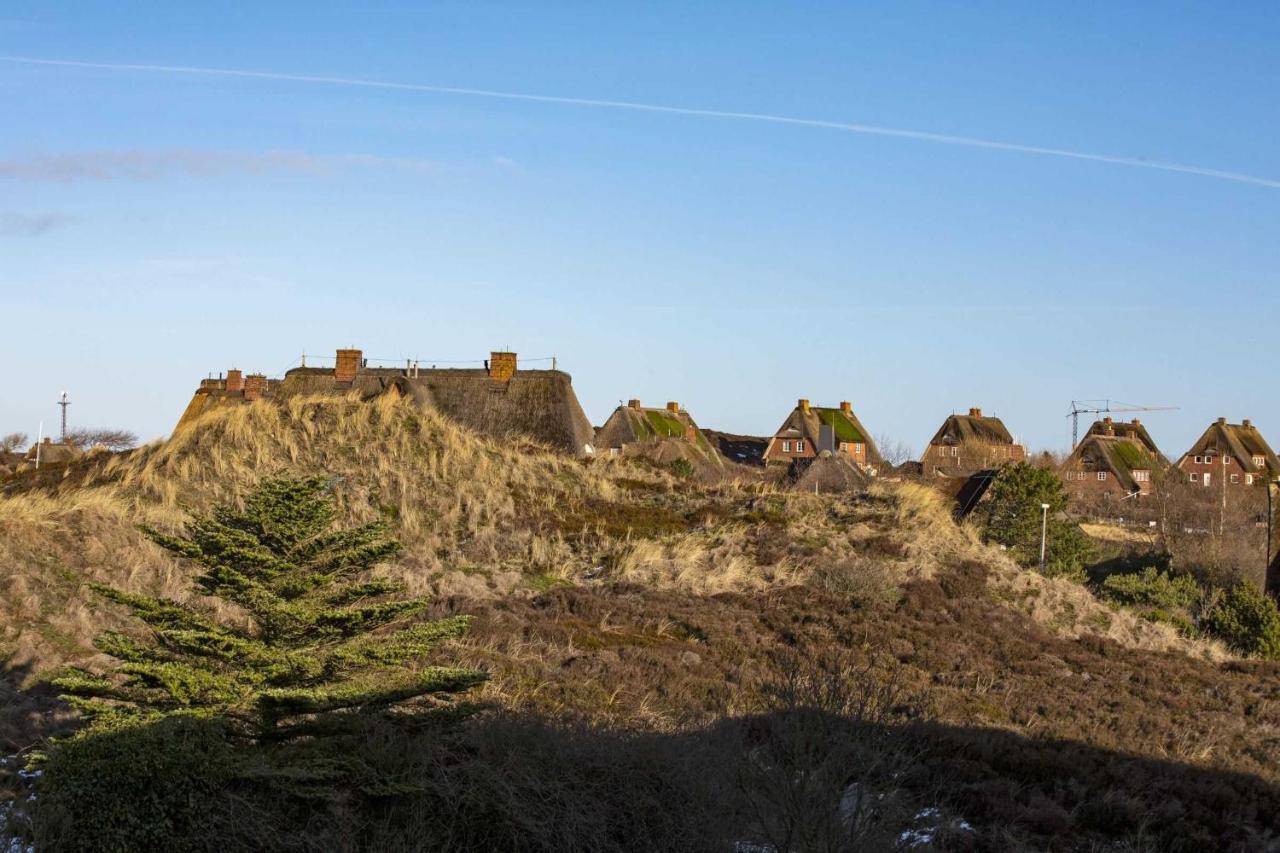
[1039,503,1051,569]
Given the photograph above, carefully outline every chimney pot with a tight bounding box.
[840,401,852,414]
[1132,418,1141,426]
[627,399,641,410]
[489,351,517,383]
[969,407,982,418]
[225,369,244,393]
[798,398,810,414]
[335,349,362,384]
[1243,419,1252,428]
[1217,417,1227,425]
[666,401,680,414]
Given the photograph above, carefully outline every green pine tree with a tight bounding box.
[55,476,486,739]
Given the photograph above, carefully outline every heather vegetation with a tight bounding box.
[2,396,1278,851]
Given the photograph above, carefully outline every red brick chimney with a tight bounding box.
[335,349,362,384]
[226,369,244,393]
[489,351,517,383]
[243,373,267,401]
[666,401,680,414]
[628,399,641,410]
[969,407,983,418]
[840,401,852,415]
[798,398,811,415]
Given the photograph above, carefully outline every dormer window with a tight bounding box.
[1253,455,1266,467]
[1097,472,1107,481]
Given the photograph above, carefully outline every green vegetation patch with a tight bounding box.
[814,409,864,443]
[1111,441,1154,472]
[642,410,687,438]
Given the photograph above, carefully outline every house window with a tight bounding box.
[1230,474,1239,484]
[1247,474,1255,485]
[1190,473,1199,482]
[1097,472,1107,481]
[1223,456,1230,465]
[949,447,959,457]
[838,442,848,452]
[1254,456,1266,467]
[853,443,864,455]
[795,440,805,453]
[1194,455,1203,464]
[782,440,791,453]
[1134,470,1150,482]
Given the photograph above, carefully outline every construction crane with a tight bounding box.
[1067,400,1178,448]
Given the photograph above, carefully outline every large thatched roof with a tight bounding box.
[928,409,1016,446]
[174,352,596,457]
[769,402,883,468]
[1066,434,1164,493]
[1179,419,1280,476]
[1084,418,1163,458]
[594,402,721,466]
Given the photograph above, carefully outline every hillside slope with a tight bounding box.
[3,395,1277,849]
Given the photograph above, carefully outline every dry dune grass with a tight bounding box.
[0,394,1225,705]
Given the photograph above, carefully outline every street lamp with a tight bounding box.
[1039,503,1051,569]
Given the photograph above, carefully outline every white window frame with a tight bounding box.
[1247,474,1255,485]
[1230,474,1239,484]
[1223,456,1231,465]
[795,440,805,453]
[1134,470,1150,482]
[782,440,791,453]
[1097,472,1107,481]
[838,442,848,452]
[1254,456,1266,467]
[1190,473,1199,482]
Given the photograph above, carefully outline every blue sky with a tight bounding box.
[2,3,1277,456]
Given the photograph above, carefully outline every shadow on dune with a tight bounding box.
[20,702,1280,853]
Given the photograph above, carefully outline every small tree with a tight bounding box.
[1203,582,1280,659]
[981,462,1092,577]
[63,428,138,452]
[1,432,27,453]
[55,476,485,739]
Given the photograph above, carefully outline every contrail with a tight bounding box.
[4,54,1278,190]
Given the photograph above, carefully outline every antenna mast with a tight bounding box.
[57,391,70,442]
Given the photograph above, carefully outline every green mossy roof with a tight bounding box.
[1111,441,1154,472]
[643,410,687,438]
[813,409,865,443]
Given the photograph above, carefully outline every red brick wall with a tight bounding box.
[243,373,268,401]
[225,369,244,393]
[490,351,517,383]
[1179,453,1261,489]
[335,349,362,384]
[765,436,816,462]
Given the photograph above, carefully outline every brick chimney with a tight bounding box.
[225,369,244,393]
[666,401,680,414]
[243,373,267,401]
[969,407,983,418]
[798,398,810,414]
[1243,419,1253,429]
[335,349,362,384]
[1217,416,1227,425]
[489,351,517,383]
[840,401,852,415]
[628,399,641,410]
[1132,418,1141,426]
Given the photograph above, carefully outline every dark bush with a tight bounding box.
[1204,583,1280,659]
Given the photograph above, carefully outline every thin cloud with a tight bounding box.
[0,150,442,182]
[2,54,1278,190]
[0,212,74,236]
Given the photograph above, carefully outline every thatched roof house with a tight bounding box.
[175,348,596,457]
[763,400,882,473]
[1177,418,1279,490]
[1062,418,1167,499]
[20,438,80,468]
[921,408,1025,478]
[594,400,721,466]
